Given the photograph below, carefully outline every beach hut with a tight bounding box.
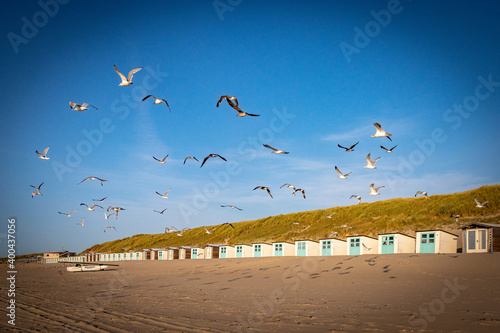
[151,248,168,260]
[461,222,500,253]
[204,244,222,259]
[234,244,253,258]
[319,238,347,256]
[179,246,192,259]
[295,240,320,256]
[219,245,235,258]
[191,247,204,259]
[377,233,416,254]
[416,230,458,254]
[167,247,180,260]
[272,242,295,257]
[252,243,273,257]
[346,236,378,255]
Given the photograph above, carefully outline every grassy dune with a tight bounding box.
[82,184,500,254]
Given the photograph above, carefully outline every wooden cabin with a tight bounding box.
[167,247,180,260]
[179,246,192,259]
[295,240,320,256]
[272,242,295,257]
[204,244,222,259]
[346,236,378,255]
[252,243,273,257]
[415,230,458,254]
[318,238,347,256]
[377,233,416,254]
[461,222,500,253]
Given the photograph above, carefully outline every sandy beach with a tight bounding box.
[2,253,500,332]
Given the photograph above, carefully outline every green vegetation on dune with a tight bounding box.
[82,185,500,254]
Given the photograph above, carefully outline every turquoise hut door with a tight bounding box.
[254,245,262,257]
[381,236,395,254]
[236,246,243,258]
[349,238,360,255]
[192,248,198,259]
[220,247,227,258]
[297,242,306,256]
[274,244,283,256]
[420,233,435,253]
[321,240,331,256]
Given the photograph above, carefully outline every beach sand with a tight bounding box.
[2,253,500,332]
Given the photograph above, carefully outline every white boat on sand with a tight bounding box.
[66,264,108,272]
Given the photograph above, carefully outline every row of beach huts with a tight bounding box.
[44,223,500,263]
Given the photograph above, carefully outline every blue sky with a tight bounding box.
[1,0,499,256]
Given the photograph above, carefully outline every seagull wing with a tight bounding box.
[335,166,343,176]
[266,188,273,198]
[142,95,153,101]
[390,144,398,150]
[380,145,389,151]
[127,67,143,81]
[373,122,384,132]
[216,96,226,107]
[217,154,227,161]
[350,141,359,149]
[337,144,348,150]
[474,196,481,205]
[69,101,77,109]
[263,144,277,151]
[200,155,211,168]
[114,65,128,83]
[43,146,50,156]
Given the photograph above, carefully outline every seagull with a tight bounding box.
[335,166,351,179]
[142,95,171,111]
[203,226,216,234]
[371,123,392,141]
[77,218,84,227]
[200,154,227,167]
[364,153,380,169]
[114,65,142,86]
[294,188,306,199]
[93,197,107,202]
[474,196,488,208]
[183,156,199,164]
[104,212,115,220]
[30,182,43,197]
[253,186,273,198]
[362,243,372,251]
[153,155,169,164]
[177,228,189,236]
[380,144,398,153]
[216,95,260,117]
[156,188,171,199]
[415,191,429,199]
[328,231,339,238]
[69,101,98,111]
[78,176,107,186]
[280,184,296,190]
[263,144,289,154]
[321,212,336,219]
[36,146,50,160]
[154,208,168,214]
[221,205,242,211]
[350,195,361,204]
[450,213,460,223]
[165,226,176,233]
[340,224,349,228]
[338,141,359,152]
[80,203,103,211]
[107,206,125,219]
[104,226,117,233]
[58,210,76,217]
[291,222,300,225]
[222,222,235,228]
[369,183,384,196]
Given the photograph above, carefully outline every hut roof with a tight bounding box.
[460,222,500,229]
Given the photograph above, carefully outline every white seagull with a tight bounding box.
[294,188,306,199]
[380,144,398,153]
[36,146,50,160]
[362,243,372,251]
[200,154,227,167]
[369,183,384,196]
[350,195,361,204]
[77,218,84,227]
[253,186,273,198]
[335,166,351,179]
[153,155,169,164]
[364,153,380,169]
[104,226,117,233]
[93,197,107,202]
[328,231,339,238]
[80,203,103,211]
[177,228,189,236]
[30,182,43,197]
[78,176,107,186]
[69,101,98,111]
[221,205,243,211]
[474,196,488,208]
[183,156,199,164]
[142,95,171,111]
[321,212,336,219]
[58,210,76,217]
[104,212,115,220]
[165,226,176,233]
[338,141,359,152]
[280,183,296,190]
[263,144,289,154]
[107,206,125,219]
[216,95,259,117]
[114,65,142,86]
[203,226,216,234]
[371,123,392,141]
[154,208,168,214]
[156,188,171,199]
[415,191,429,199]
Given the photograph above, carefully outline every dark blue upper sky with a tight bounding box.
[1,0,499,255]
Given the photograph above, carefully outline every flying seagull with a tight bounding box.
[177,228,189,236]
[104,212,115,220]
[165,226,176,233]
[221,205,243,211]
[369,183,384,196]
[294,188,306,199]
[216,95,260,117]
[335,166,351,179]
[104,226,117,232]
[222,222,235,229]
[415,191,429,199]
[263,144,289,154]
[362,243,372,251]
[328,231,339,238]
[321,212,336,219]
[380,144,398,153]
[371,123,392,141]
[114,65,142,86]
[280,183,296,190]
[200,154,227,167]
[156,188,171,199]
[30,182,43,197]
[107,206,125,219]
[253,186,273,198]
[350,195,361,204]
[364,153,380,169]
[77,218,84,227]
[154,208,168,214]
[474,196,488,208]
[450,213,460,223]
[142,95,171,111]
[183,156,199,164]
[93,197,107,202]
[58,210,76,217]
[69,101,98,111]
[78,176,107,186]
[203,226,216,234]
[338,141,359,152]
[36,146,50,160]
[80,203,103,211]
[153,155,169,164]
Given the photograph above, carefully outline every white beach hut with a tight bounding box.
[252,243,273,257]
[179,246,192,259]
[272,241,295,257]
[219,245,235,258]
[191,247,204,259]
[234,244,253,258]
[378,233,416,254]
[295,240,320,256]
[346,236,378,255]
[416,230,458,254]
[319,238,347,256]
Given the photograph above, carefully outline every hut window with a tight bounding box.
[428,234,435,243]
[236,246,242,253]
[323,241,331,249]
[221,247,226,254]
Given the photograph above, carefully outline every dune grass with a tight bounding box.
[82,184,500,254]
